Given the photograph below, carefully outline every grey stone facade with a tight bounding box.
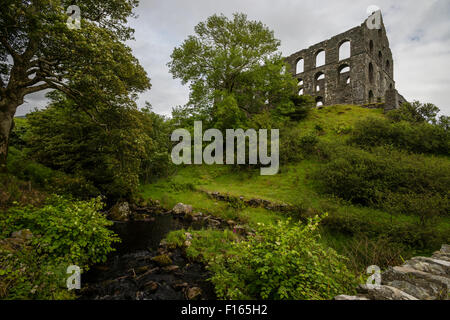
[285,13,406,110]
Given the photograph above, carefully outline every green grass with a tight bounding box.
[140,104,450,274]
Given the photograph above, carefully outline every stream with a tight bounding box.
[79,212,216,300]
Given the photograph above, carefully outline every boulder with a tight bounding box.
[143,281,159,293]
[109,202,131,221]
[11,229,33,241]
[186,287,202,300]
[357,284,418,300]
[172,203,193,215]
[151,254,173,267]
[162,265,180,273]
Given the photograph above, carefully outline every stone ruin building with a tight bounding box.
[285,12,407,111]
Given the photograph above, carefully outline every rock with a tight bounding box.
[11,229,33,241]
[185,232,193,240]
[227,220,236,226]
[440,244,450,254]
[151,254,173,267]
[186,287,202,300]
[233,225,246,235]
[162,265,180,273]
[382,266,449,299]
[109,202,131,221]
[173,282,189,291]
[208,219,221,227]
[334,295,369,300]
[172,203,193,215]
[358,284,418,300]
[143,281,159,293]
[184,240,192,247]
[405,257,450,277]
[386,280,434,300]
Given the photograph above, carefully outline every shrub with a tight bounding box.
[350,117,449,155]
[209,217,357,300]
[2,196,120,268]
[314,145,449,205]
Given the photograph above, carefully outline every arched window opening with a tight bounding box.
[386,59,390,70]
[296,58,304,74]
[339,66,350,74]
[378,29,382,38]
[389,83,393,90]
[338,64,350,85]
[298,79,304,86]
[298,88,304,95]
[378,51,383,62]
[346,77,351,84]
[369,40,374,54]
[314,72,325,92]
[316,97,324,107]
[368,63,374,84]
[315,50,325,67]
[339,41,351,61]
[368,90,374,103]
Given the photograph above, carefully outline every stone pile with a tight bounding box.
[335,244,450,300]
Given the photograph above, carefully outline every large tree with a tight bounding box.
[0,0,150,171]
[168,13,297,129]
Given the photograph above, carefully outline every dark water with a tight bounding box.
[80,214,215,300]
[111,216,177,254]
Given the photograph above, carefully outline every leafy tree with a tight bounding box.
[387,101,441,124]
[23,93,167,200]
[168,13,297,129]
[0,0,150,171]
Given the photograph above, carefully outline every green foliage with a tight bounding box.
[387,101,441,124]
[166,228,239,262]
[168,13,297,129]
[0,196,119,299]
[209,217,357,300]
[278,95,315,121]
[0,244,75,300]
[314,145,449,224]
[350,117,449,155]
[2,196,120,268]
[23,96,170,200]
[9,118,29,150]
[7,146,99,198]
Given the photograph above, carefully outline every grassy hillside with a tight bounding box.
[140,104,450,276]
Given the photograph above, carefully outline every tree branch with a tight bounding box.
[0,36,19,61]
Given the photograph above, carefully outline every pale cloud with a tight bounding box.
[17,0,450,116]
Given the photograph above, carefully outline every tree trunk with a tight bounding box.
[0,102,18,173]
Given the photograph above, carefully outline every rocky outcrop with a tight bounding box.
[172,203,193,215]
[204,191,294,212]
[335,245,450,300]
[109,202,131,221]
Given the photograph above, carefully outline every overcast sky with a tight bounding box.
[17,0,450,116]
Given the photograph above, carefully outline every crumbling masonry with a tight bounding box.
[286,13,407,110]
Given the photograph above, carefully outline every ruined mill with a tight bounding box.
[286,11,407,110]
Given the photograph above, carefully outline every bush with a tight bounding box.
[314,145,449,203]
[2,196,120,268]
[313,145,449,224]
[209,217,357,300]
[350,117,449,155]
[7,147,99,199]
[0,196,119,299]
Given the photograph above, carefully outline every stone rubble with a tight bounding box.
[335,244,450,300]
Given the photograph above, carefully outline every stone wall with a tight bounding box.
[285,12,405,111]
[335,245,450,300]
